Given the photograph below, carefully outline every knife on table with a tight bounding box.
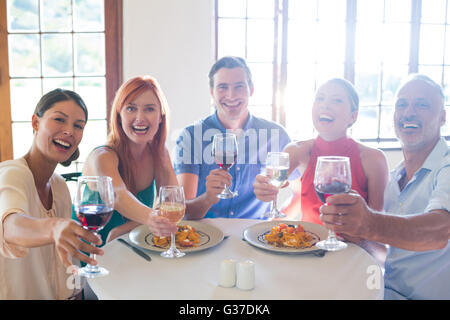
[117,238,152,261]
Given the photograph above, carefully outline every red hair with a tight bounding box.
[107,76,169,194]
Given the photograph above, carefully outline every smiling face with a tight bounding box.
[312,81,358,141]
[394,79,446,152]
[210,67,254,125]
[32,100,86,164]
[119,89,162,146]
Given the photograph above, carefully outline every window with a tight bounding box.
[216,0,450,147]
[0,0,122,172]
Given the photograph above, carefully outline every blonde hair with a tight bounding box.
[107,76,169,194]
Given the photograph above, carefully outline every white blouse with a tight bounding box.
[0,158,75,299]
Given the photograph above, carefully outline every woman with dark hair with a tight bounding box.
[254,78,389,225]
[0,89,103,299]
[80,76,177,244]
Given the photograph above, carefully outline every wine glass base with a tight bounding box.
[77,266,109,279]
[217,191,238,199]
[160,250,185,258]
[315,239,347,251]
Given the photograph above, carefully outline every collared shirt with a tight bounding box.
[383,137,450,300]
[173,111,291,219]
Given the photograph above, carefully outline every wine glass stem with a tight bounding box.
[327,230,338,242]
[272,196,278,212]
[170,232,176,252]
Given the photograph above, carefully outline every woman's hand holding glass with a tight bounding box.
[52,218,103,269]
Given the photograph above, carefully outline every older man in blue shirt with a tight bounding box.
[320,74,449,299]
[174,56,291,219]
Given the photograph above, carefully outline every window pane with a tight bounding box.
[42,34,73,76]
[288,20,317,64]
[351,107,379,139]
[356,0,384,22]
[75,77,106,119]
[355,22,383,65]
[316,22,345,64]
[40,0,72,32]
[247,0,274,19]
[379,106,396,138]
[318,0,346,22]
[382,23,410,64]
[8,34,40,77]
[316,63,344,85]
[10,79,42,122]
[289,0,317,21]
[247,20,273,62]
[43,77,74,93]
[218,19,246,58]
[382,65,408,104]
[218,0,246,18]
[442,66,450,103]
[286,63,316,140]
[73,0,104,31]
[12,122,34,159]
[7,0,39,32]
[74,33,105,75]
[355,65,380,105]
[384,0,411,22]
[419,25,445,65]
[248,63,273,106]
[421,0,447,24]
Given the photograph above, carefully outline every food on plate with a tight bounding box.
[153,225,201,248]
[264,223,313,248]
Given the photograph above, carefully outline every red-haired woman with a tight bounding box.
[80,76,178,244]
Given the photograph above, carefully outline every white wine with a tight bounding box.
[159,202,185,224]
[266,166,289,188]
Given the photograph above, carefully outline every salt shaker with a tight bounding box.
[236,260,255,290]
[219,259,236,287]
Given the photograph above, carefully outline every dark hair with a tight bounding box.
[208,56,253,89]
[324,78,359,113]
[34,88,88,167]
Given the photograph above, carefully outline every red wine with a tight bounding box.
[76,204,113,231]
[214,152,237,170]
[315,180,351,203]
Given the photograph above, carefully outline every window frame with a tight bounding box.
[215,0,449,148]
[0,0,122,162]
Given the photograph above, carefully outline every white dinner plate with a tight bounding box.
[129,220,224,253]
[243,220,328,254]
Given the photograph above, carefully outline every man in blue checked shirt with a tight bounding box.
[320,74,450,299]
[173,56,291,220]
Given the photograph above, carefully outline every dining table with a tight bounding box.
[87,218,384,300]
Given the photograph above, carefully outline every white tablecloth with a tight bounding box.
[88,218,384,300]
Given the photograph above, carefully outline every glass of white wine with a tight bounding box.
[264,152,289,219]
[158,185,186,258]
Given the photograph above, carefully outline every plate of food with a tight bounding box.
[242,220,328,254]
[129,220,224,253]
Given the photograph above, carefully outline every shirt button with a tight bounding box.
[230,211,234,216]
[237,167,240,171]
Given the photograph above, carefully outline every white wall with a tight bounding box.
[122,0,405,170]
[123,0,215,151]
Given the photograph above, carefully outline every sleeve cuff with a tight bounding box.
[1,209,29,259]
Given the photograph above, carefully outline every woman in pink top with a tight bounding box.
[254,78,389,245]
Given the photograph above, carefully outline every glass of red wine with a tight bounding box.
[314,156,351,251]
[212,133,238,199]
[74,176,114,278]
